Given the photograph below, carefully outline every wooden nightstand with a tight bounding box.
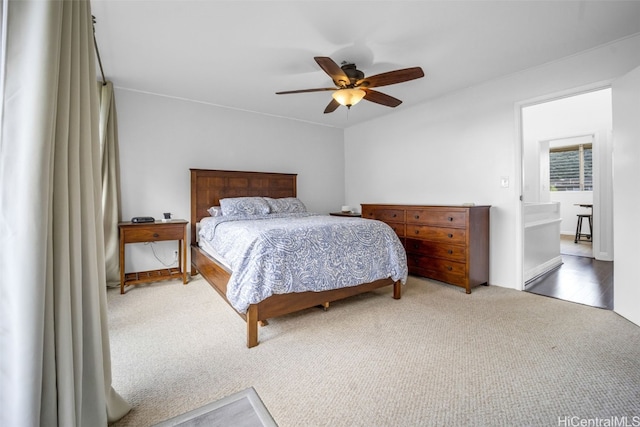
[118,220,188,294]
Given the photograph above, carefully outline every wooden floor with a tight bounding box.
[525,235,614,310]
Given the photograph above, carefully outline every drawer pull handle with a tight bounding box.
[415,230,420,235]
[153,233,159,238]
[413,244,419,249]
[447,233,453,238]
[414,214,420,219]
[448,249,453,254]
[392,214,397,218]
[448,217,453,221]
[446,266,453,271]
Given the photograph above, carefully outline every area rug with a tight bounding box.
[153,387,277,427]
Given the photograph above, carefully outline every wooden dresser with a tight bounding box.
[361,204,490,293]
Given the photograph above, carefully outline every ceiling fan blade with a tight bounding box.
[276,87,336,95]
[314,56,350,88]
[363,89,402,108]
[324,98,341,114]
[357,67,424,88]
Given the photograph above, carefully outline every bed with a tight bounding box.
[190,169,407,347]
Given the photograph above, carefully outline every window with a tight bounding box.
[549,144,592,191]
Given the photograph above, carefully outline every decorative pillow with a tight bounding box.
[219,197,271,216]
[207,206,222,217]
[263,197,307,214]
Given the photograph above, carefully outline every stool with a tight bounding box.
[575,214,592,243]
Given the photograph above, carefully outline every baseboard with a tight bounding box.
[524,255,563,284]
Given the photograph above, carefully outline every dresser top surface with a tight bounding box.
[361,204,491,208]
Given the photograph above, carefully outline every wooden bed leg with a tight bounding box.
[393,280,401,300]
[246,305,259,348]
[322,302,329,311]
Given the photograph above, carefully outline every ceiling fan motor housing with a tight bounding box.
[340,63,364,86]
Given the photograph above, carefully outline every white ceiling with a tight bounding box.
[90,1,640,129]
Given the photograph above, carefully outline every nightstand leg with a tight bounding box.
[119,229,125,294]
[181,231,188,284]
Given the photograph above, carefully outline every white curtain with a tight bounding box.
[99,82,122,288]
[0,1,130,425]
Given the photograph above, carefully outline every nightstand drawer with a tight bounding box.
[124,225,184,243]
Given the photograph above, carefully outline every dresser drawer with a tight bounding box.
[123,225,184,243]
[384,222,405,238]
[421,268,466,287]
[405,238,466,262]
[406,225,466,244]
[362,207,405,223]
[406,209,467,227]
[407,254,466,285]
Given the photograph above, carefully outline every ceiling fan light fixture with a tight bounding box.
[332,88,366,108]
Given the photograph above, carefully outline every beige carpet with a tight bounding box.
[107,275,640,427]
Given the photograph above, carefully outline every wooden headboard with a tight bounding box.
[190,169,297,244]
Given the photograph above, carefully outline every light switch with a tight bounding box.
[500,176,509,188]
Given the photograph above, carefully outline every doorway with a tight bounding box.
[520,88,614,309]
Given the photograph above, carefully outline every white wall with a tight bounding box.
[116,90,345,272]
[549,191,593,235]
[612,65,640,326]
[344,34,640,290]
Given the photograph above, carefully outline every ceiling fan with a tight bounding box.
[276,56,425,114]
